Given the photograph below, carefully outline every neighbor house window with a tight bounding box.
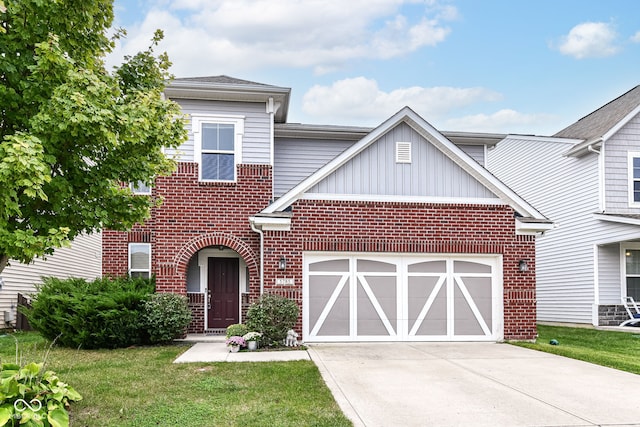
[130,181,152,195]
[193,115,244,182]
[628,153,640,205]
[129,243,151,279]
[625,249,640,300]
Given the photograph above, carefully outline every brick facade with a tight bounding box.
[260,200,537,340]
[103,163,537,340]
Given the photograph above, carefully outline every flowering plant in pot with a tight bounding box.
[242,332,262,351]
[225,336,246,352]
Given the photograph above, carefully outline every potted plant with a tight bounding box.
[243,332,262,351]
[225,335,245,353]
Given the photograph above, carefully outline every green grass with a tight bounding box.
[0,332,352,427]
[512,324,640,375]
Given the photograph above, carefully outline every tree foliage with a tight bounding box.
[0,0,187,272]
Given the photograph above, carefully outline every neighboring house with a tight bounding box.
[488,86,640,326]
[102,76,553,342]
[0,233,102,327]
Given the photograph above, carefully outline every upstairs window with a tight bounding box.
[628,153,640,205]
[193,115,244,182]
[129,243,151,279]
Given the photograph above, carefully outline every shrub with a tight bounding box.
[142,293,192,344]
[25,276,154,349]
[245,294,299,347]
[0,361,82,426]
[225,324,249,338]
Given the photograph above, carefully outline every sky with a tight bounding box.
[109,0,640,136]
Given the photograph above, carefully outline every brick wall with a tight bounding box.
[598,304,629,326]
[103,164,537,340]
[102,162,272,332]
[260,199,537,340]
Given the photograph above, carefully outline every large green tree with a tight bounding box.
[0,0,187,273]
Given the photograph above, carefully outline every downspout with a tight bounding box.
[268,97,275,199]
[249,220,264,295]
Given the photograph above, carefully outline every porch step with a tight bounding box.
[177,334,226,343]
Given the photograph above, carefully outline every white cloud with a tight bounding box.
[301,77,502,125]
[555,22,620,59]
[444,109,555,134]
[108,0,456,76]
[631,31,640,43]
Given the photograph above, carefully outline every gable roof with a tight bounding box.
[556,86,640,156]
[263,107,551,230]
[165,75,291,122]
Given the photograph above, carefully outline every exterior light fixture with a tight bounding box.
[518,260,528,272]
[279,256,287,270]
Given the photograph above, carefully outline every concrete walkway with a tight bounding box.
[173,341,310,363]
[308,342,640,427]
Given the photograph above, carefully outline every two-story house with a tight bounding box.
[488,86,640,326]
[102,76,553,342]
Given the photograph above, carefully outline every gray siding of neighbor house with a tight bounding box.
[274,138,353,197]
[457,144,485,166]
[488,136,600,324]
[604,114,640,213]
[166,99,271,164]
[309,123,496,199]
[0,233,102,327]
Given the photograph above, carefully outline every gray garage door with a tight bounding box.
[303,254,502,342]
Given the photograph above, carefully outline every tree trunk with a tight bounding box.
[0,254,9,275]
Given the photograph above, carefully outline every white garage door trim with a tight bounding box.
[303,253,503,342]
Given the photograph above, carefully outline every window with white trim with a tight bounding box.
[130,181,152,195]
[193,115,244,182]
[129,243,151,279]
[628,152,640,205]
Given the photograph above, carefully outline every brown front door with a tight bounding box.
[207,257,239,329]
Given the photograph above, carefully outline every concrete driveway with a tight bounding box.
[308,343,640,427]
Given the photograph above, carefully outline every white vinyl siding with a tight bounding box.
[0,233,101,325]
[308,123,496,200]
[488,136,599,324]
[604,115,640,212]
[166,99,271,165]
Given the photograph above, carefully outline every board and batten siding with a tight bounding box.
[488,136,600,323]
[166,99,271,164]
[309,123,496,199]
[604,114,640,213]
[274,138,354,197]
[0,233,102,326]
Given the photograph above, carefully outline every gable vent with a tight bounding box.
[396,141,412,163]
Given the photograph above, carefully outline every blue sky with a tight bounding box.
[109,0,640,135]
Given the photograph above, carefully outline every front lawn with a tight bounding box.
[512,324,640,375]
[0,332,351,427]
